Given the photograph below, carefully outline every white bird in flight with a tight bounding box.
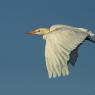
[26,24,95,78]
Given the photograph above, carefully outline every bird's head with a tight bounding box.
[26,28,49,36]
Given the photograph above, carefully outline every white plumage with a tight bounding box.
[26,24,95,78]
[44,25,88,78]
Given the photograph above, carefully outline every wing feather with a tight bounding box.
[68,47,79,66]
[45,27,88,78]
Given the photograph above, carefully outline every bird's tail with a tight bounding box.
[62,65,69,76]
[88,31,95,43]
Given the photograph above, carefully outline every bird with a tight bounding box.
[26,24,95,78]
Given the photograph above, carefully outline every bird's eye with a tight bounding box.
[38,30,40,32]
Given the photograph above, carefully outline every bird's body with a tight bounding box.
[26,24,95,78]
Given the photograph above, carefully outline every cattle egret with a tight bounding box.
[26,24,95,78]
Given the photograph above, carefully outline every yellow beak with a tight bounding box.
[26,31,37,35]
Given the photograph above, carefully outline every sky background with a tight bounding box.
[0,0,95,95]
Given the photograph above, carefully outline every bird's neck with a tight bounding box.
[43,35,47,40]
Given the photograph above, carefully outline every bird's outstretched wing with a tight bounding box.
[45,27,88,78]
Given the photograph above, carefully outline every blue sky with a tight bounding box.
[0,0,95,95]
